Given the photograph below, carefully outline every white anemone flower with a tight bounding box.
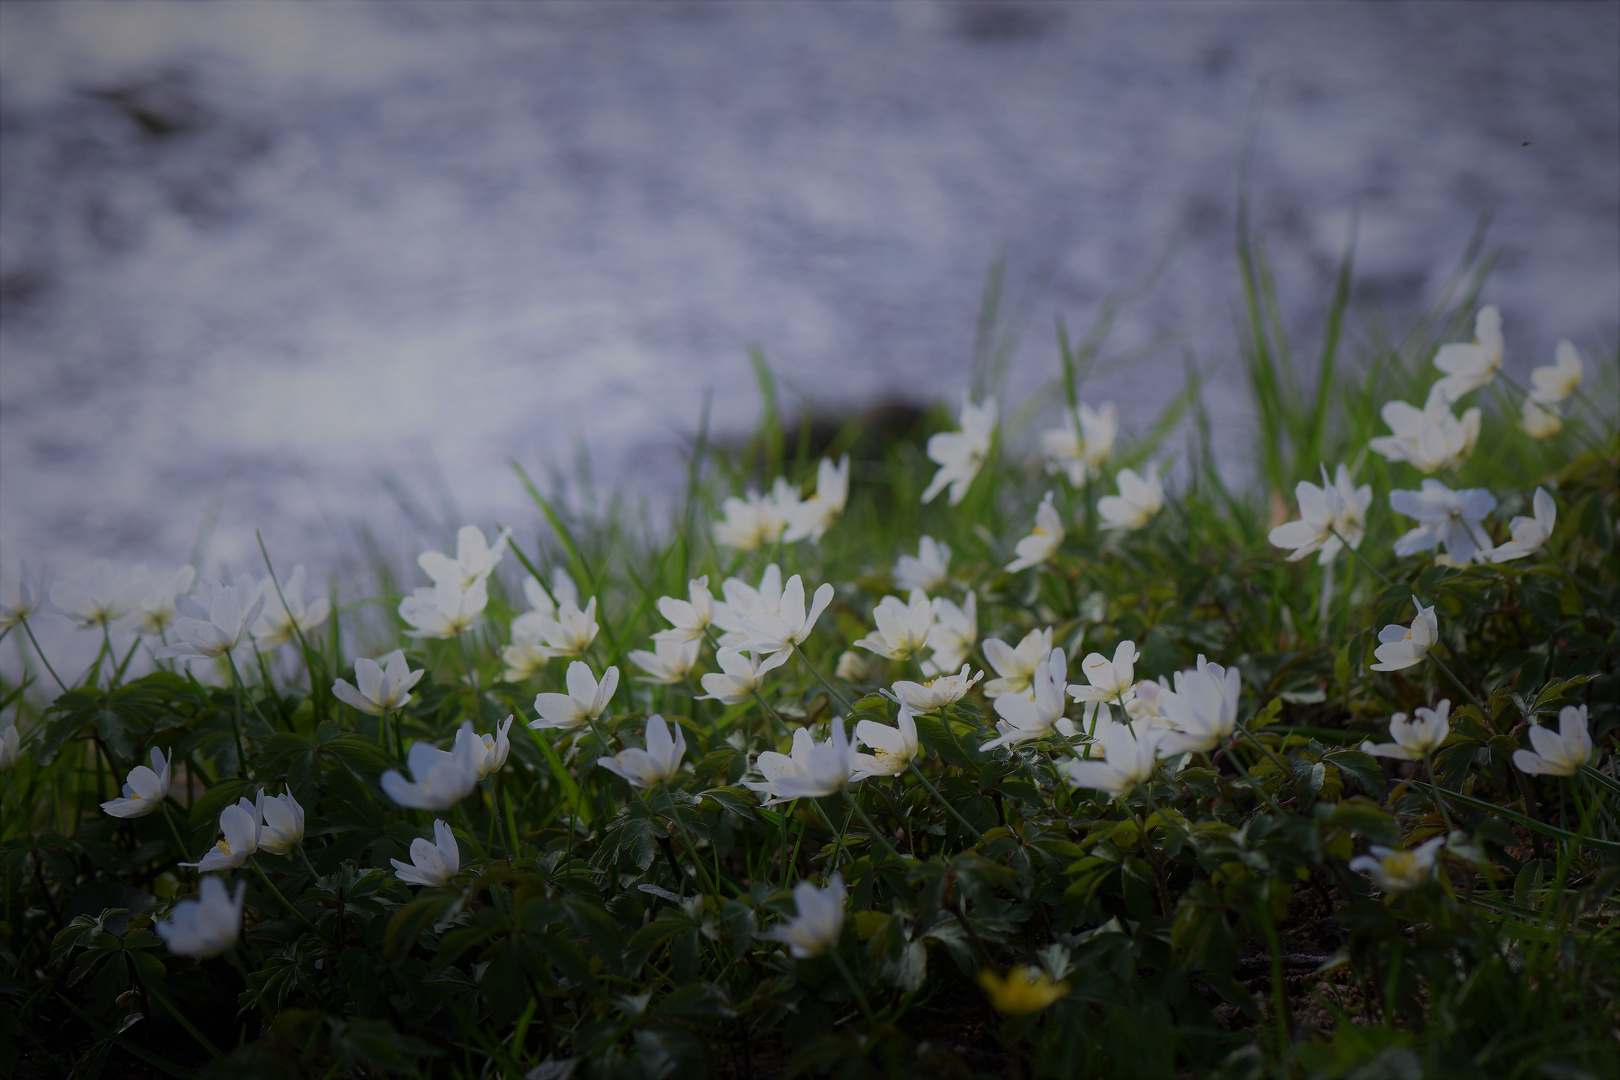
[924,592,977,674]
[392,819,461,887]
[1529,340,1584,405]
[399,577,488,639]
[597,714,687,788]
[699,646,788,705]
[652,576,713,644]
[1097,465,1164,531]
[981,627,1055,698]
[889,664,982,714]
[784,456,851,543]
[183,791,265,873]
[628,636,702,684]
[531,661,620,731]
[1005,492,1064,573]
[258,791,307,855]
[1350,836,1445,894]
[1513,705,1593,777]
[1059,719,1167,798]
[418,525,510,590]
[1432,305,1504,402]
[1125,676,1173,725]
[0,723,21,773]
[766,719,859,801]
[503,573,579,678]
[527,595,600,659]
[1369,392,1481,474]
[0,561,47,630]
[1361,700,1451,760]
[51,561,153,629]
[380,723,480,809]
[983,650,1074,751]
[895,536,951,595]
[1491,488,1557,563]
[156,578,267,661]
[739,575,834,658]
[157,877,245,959]
[743,727,817,803]
[711,564,785,645]
[921,396,997,506]
[768,873,846,958]
[1390,480,1498,564]
[333,650,424,716]
[1068,641,1141,706]
[253,565,332,648]
[1157,656,1241,755]
[1371,598,1439,672]
[456,715,513,780]
[1268,465,1373,564]
[713,482,794,551]
[135,566,197,636]
[853,590,934,662]
[101,747,172,818]
[852,707,922,780]
[1518,399,1563,440]
[835,649,879,684]
[1041,402,1118,486]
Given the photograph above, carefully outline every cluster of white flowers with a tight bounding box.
[400,526,509,639]
[714,456,851,551]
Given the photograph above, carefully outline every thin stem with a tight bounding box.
[159,802,190,861]
[249,855,322,938]
[825,943,877,1025]
[1330,527,1395,590]
[224,652,251,778]
[20,617,67,692]
[908,760,985,842]
[1427,649,1487,713]
[809,797,852,870]
[1224,735,1286,814]
[843,788,902,864]
[794,643,855,712]
[1424,755,1456,831]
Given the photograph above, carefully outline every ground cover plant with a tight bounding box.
[2,225,1617,1079]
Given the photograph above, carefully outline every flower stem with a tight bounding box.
[908,759,985,842]
[159,801,190,861]
[794,643,855,713]
[809,797,852,870]
[224,653,251,778]
[826,943,877,1025]
[843,788,902,864]
[249,854,322,938]
[20,617,67,692]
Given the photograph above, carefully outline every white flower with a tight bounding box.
[739,575,835,658]
[1361,700,1451,760]
[380,723,480,809]
[1369,391,1481,474]
[835,649,879,683]
[1432,305,1504,402]
[1005,492,1064,573]
[1350,836,1445,894]
[629,636,702,684]
[784,456,851,543]
[1097,465,1163,531]
[183,792,265,873]
[418,525,510,590]
[921,396,997,506]
[743,727,817,802]
[1518,399,1563,440]
[530,661,620,731]
[0,561,46,629]
[699,646,787,704]
[1513,705,1593,777]
[100,746,171,818]
[392,819,461,888]
[456,715,513,780]
[258,791,307,855]
[1529,340,1584,405]
[0,723,20,773]
[852,707,921,779]
[502,575,579,679]
[853,590,934,662]
[1059,719,1167,798]
[135,566,196,636]
[1068,640,1140,706]
[924,592,977,674]
[981,627,1054,698]
[52,561,154,629]
[333,650,424,716]
[713,481,796,551]
[1268,465,1373,564]
[890,664,982,715]
[1390,480,1498,564]
[983,650,1074,751]
[1156,656,1241,756]
[253,565,332,649]
[711,564,785,645]
[766,719,859,800]
[1371,598,1439,672]
[597,714,687,788]
[652,576,713,644]
[1041,402,1118,486]
[155,577,267,662]
[157,877,245,959]
[398,577,488,639]
[895,536,951,594]
[1125,676,1173,725]
[525,595,601,660]
[1491,488,1556,563]
[768,873,846,958]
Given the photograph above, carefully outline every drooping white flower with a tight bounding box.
[1005,492,1064,573]
[1491,488,1556,563]
[1156,656,1241,756]
[835,649,879,683]
[743,727,817,803]
[924,592,977,674]
[134,566,196,636]
[1349,836,1445,894]
[1432,305,1504,402]
[1368,392,1481,474]
[921,396,997,506]
[258,791,307,855]
[652,576,714,644]
[182,792,265,873]
[1041,402,1118,486]
[984,650,1074,751]
[392,819,461,888]
[981,627,1055,698]
[0,723,20,773]
[100,746,172,818]
[530,661,620,731]
[1361,700,1451,760]
[155,578,268,662]
[739,575,834,658]
[852,707,921,779]
[1068,641,1141,706]
[629,636,702,684]
[713,481,794,551]
[456,715,513,780]
[597,714,687,788]
[765,719,859,801]
[699,646,787,705]
[1371,598,1439,672]
[50,561,153,629]
[784,456,851,543]
[0,561,46,629]
[1529,340,1584,405]
[418,525,510,591]
[895,536,951,595]
[1390,480,1498,564]
[502,574,579,679]
[1518,399,1563,440]
[1513,705,1593,777]
[157,877,245,959]
[768,873,846,958]
[333,650,424,716]
[1059,719,1167,798]
[1268,464,1373,564]
[853,590,934,662]
[1097,465,1163,531]
[711,564,785,645]
[380,723,480,809]
[398,577,488,639]
[889,664,982,714]
[253,565,331,649]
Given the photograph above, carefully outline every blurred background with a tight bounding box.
[2,1,1617,635]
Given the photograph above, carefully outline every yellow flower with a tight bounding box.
[977,965,1069,1015]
